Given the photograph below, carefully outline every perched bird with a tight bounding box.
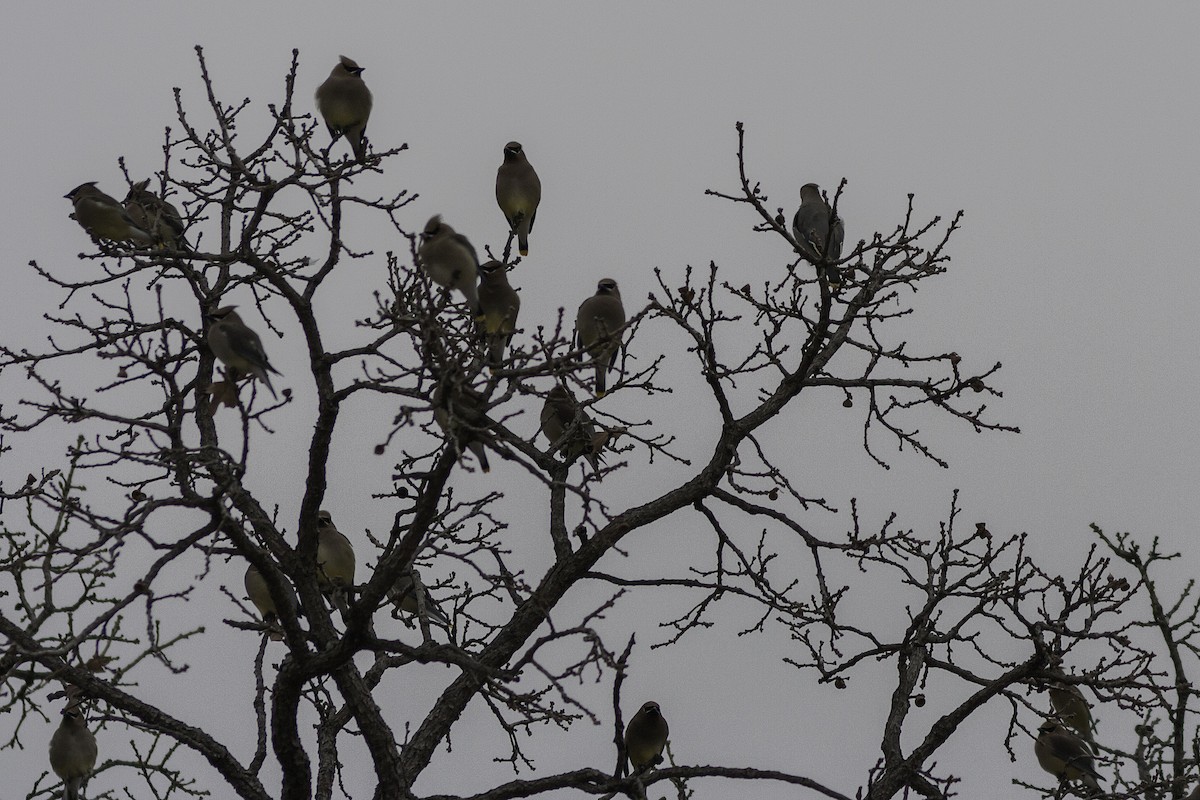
[388,568,451,629]
[791,183,845,284]
[316,510,356,613]
[1035,721,1102,793]
[433,375,491,473]
[540,384,604,471]
[205,306,282,398]
[123,179,189,250]
[48,703,98,800]
[495,141,541,257]
[65,183,154,246]
[575,278,626,397]
[1047,671,1096,750]
[315,55,373,163]
[624,701,669,776]
[418,216,480,311]
[244,560,294,641]
[477,260,521,370]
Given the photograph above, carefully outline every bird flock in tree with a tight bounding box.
[47,51,966,800]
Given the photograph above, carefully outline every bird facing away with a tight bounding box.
[315,510,355,613]
[791,183,845,284]
[388,569,451,629]
[477,260,521,370]
[48,704,98,800]
[205,306,282,398]
[65,182,154,246]
[418,216,480,311]
[1047,672,1096,751]
[624,701,669,776]
[495,141,541,257]
[433,376,491,473]
[123,179,188,250]
[575,278,626,397]
[1035,721,1102,793]
[315,55,373,163]
[244,561,292,641]
[540,384,604,471]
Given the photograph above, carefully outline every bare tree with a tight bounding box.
[2,48,1196,800]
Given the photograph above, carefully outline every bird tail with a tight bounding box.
[259,372,279,400]
[487,334,507,371]
[587,430,609,474]
[129,226,156,247]
[822,264,843,289]
[468,440,491,474]
[331,588,351,617]
[425,604,452,629]
[517,221,529,257]
[343,125,364,163]
[64,777,80,800]
[463,283,481,317]
[594,363,606,397]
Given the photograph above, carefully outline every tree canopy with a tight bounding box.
[2,47,1199,800]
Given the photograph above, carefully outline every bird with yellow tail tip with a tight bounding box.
[575,278,626,397]
[496,141,541,256]
[315,55,373,163]
[624,701,669,776]
[477,260,521,371]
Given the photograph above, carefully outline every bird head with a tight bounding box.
[503,141,524,158]
[596,278,619,296]
[421,215,445,242]
[204,306,240,325]
[639,701,661,717]
[64,182,98,201]
[60,705,86,722]
[337,55,364,76]
[125,179,154,202]
[479,260,507,278]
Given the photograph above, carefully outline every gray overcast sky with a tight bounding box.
[3,3,1199,799]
